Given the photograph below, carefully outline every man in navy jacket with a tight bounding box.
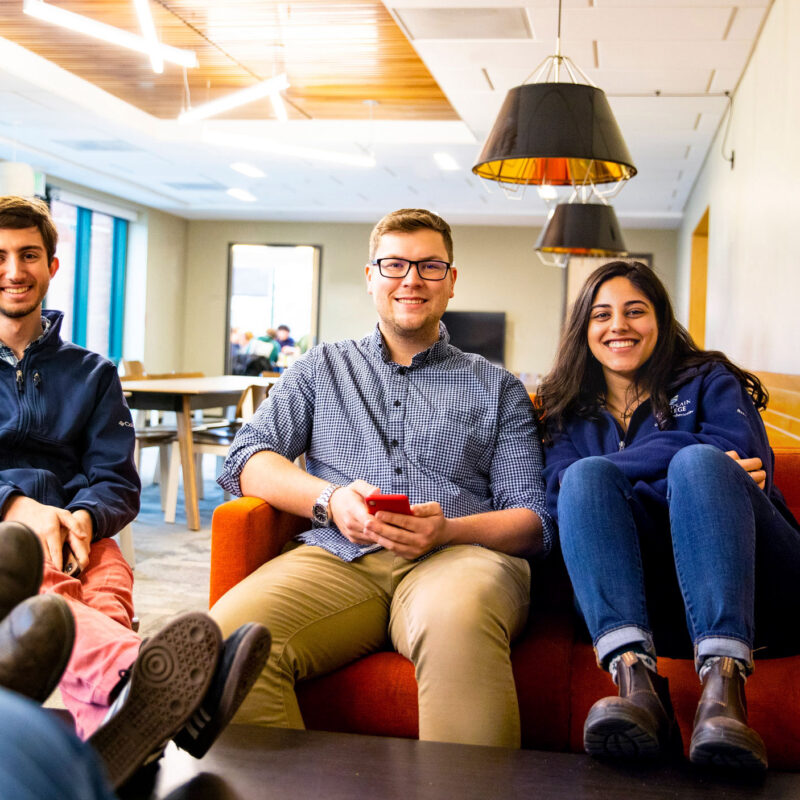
[0,197,271,781]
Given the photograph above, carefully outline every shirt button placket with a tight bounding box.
[389,366,408,490]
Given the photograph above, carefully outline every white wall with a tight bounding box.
[182,218,676,377]
[676,0,800,374]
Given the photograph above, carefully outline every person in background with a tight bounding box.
[275,323,295,351]
[536,260,800,771]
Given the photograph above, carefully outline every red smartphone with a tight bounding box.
[366,493,413,516]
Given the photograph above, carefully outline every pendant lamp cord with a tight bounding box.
[555,0,563,78]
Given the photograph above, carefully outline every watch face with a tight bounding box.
[312,503,328,526]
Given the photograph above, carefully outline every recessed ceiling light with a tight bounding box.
[537,185,559,202]
[433,152,459,171]
[230,162,266,178]
[226,188,257,202]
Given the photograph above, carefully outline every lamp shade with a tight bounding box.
[535,202,627,256]
[473,83,636,186]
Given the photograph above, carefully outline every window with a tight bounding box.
[46,198,128,362]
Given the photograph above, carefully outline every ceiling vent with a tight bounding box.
[394,7,531,40]
[54,139,141,152]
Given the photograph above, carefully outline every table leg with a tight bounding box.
[176,396,201,530]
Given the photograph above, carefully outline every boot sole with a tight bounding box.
[90,612,222,789]
[0,522,44,620]
[584,703,678,759]
[690,725,768,771]
[173,623,272,758]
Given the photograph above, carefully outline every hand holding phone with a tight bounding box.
[366,493,413,516]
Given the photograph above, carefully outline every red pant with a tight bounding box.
[40,538,141,738]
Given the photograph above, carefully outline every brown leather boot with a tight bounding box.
[690,656,767,770]
[0,522,43,622]
[584,651,682,758]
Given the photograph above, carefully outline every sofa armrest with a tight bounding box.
[209,497,307,607]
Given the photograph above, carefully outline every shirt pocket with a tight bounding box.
[408,406,496,486]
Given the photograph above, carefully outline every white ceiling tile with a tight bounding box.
[553,7,732,40]
[726,6,768,40]
[598,40,751,70]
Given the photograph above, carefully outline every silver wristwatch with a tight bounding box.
[312,483,340,527]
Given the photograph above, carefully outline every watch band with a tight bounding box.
[312,483,340,527]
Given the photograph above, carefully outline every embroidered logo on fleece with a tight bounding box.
[668,394,694,418]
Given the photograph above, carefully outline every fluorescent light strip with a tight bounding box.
[204,130,376,168]
[23,0,197,68]
[179,74,290,123]
[227,188,257,202]
[132,0,163,74]
[433,152,459,171]
[230,162,266,178]
[270,92,289,123]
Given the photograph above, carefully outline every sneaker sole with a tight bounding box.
[174,623,272,758]
[690,726,768,771]
[584,704,666,759]
[90,612,222,789]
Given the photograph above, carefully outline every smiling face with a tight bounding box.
[0,226,59,322]
[365,228,456,353]
[587,275,658,385]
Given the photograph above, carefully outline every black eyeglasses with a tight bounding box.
[371,258,451,281]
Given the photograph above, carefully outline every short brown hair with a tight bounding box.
[0,195,58,263]
[369,208,453,263]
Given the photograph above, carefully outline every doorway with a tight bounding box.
[688,209,709,348]
[226,243,320,375]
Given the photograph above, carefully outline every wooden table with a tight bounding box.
[123,376,277,530]
[134,726,799,800]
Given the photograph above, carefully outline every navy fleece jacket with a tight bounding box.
[543,363,797,534]
[0,310,140,540]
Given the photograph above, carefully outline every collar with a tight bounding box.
[0,315,52,366]
[369,322,451,368]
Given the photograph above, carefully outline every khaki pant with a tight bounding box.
[210,542,530,748]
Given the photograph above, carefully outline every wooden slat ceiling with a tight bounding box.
[0,0,457,120]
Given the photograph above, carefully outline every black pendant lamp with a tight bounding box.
[472,0,635,190]
[535,203,627,257]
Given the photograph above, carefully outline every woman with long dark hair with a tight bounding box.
[537,260,800,770]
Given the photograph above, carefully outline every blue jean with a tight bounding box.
[557,444,800,671]
[0,688,116,800]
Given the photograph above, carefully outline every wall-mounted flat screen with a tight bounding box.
[441,311,506,366]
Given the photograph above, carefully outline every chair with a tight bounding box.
[158,384,267,520]
[115,523,136,568]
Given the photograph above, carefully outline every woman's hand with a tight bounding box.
[725,450,766,490]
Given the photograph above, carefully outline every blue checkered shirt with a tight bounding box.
[219,324,554,561]
[0,316,51,366]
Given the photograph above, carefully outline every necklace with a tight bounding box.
[602,392,649,430]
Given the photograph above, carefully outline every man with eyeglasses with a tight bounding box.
[213,208,554,748]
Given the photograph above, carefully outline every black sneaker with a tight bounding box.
[90,612,222,789]
[0,594,75,701]
[173,622,271,758]
[0,522,44,621]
